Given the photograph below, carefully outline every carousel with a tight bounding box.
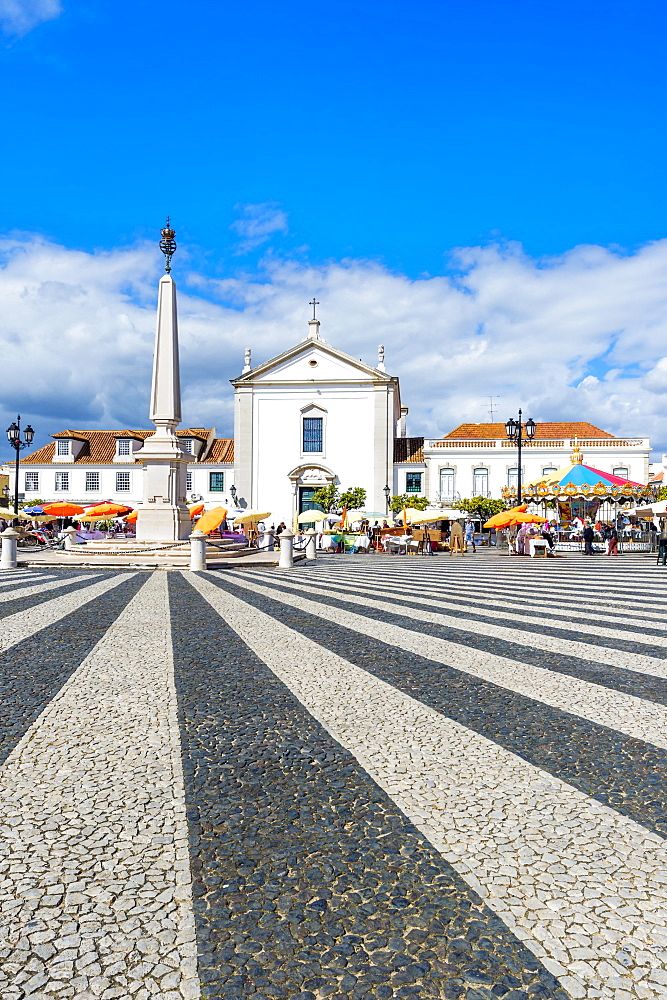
[501,445,658,549]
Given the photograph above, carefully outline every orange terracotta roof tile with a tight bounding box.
[202,439,234,463]
[394,437,424,463]
[21,428,216,465]
[442,422,614,440]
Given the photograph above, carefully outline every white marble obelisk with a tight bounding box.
[135,221,190,541]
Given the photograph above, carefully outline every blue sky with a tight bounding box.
[2,0,667,456]
[3,0,667,273]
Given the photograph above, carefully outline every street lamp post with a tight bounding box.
[504,409,536,504]
[6,416,34,520]
[383,484,391,514]
[230,484,237,504]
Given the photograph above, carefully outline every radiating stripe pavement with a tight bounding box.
[0,556,665,1000]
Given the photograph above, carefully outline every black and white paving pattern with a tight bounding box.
[0,555,665,1000]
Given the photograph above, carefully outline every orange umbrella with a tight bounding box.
[42,502,85,516]
[483,504,529,529]
[194,507,228,534]
[124,510,138,524]
[189,503,205,519]
[81,502,133,517]
[508,512,547,525]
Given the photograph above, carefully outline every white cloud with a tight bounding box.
[3,232,667,462]
[0,0,62,36]
[229,203,289,253]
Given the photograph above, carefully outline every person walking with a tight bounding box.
[583,523,595,556]
[464,518,476,553]
[658,525,667,565]
[607,524,619,556]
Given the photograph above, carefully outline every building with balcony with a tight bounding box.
[393,422,651,503]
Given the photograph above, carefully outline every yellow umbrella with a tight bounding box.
[405,508,447,525]
[297,509,326,523]
[194,507,228,534]
[234,510,271,523]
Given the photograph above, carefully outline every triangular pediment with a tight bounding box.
[231,339,392,385]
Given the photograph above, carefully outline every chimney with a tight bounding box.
[398,405,408,438]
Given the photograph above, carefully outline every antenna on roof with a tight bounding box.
[484,395,500,420]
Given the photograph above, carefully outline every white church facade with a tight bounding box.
[231,315,403,517]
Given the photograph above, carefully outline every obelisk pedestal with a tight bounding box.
[136,223,191,542]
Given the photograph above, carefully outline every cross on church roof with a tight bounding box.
[309,298,319,320]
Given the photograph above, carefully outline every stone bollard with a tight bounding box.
[305,528,317,561]
[278,529,294,569]
[63,526,79,550]
[0,527,20,570]
[189,529,207,572]
[260,528,275,551]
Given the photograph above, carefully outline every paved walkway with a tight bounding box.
[0,554,665,1000]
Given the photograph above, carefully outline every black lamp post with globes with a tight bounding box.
[504,409,536,504]
[6,416,34,520]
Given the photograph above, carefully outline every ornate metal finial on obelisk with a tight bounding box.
[159,217,177,273]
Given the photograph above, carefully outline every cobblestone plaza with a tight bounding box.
[0,555,665,1000]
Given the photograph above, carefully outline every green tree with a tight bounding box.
[339,486,366,510]
[657,485,667,501]
[389,493,431,515]
[311,485,367,513]
[310,484,339,512]
[458,497,506,521]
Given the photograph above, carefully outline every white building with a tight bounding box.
[15,428,235,508]
[396,422,651,503]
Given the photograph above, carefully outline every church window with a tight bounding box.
[209,472,225,491]
[85,472,100,491]
[25,472,39,492]
[57,440,69,456]
[406,472,422,493]
[473,468,488,496]
[303,417,323,453]
[117,439,131,456]
[613,467,628,479]
[439,468,455,499]
[116,472,131,491]
[55,472,69,491]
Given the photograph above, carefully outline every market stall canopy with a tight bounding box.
[42,502,85,516]
[188,503,205,519]
[405,507,456,525]
[21,505,44,514]
[629,499,667,518]
[194,507,228,534]
[124,510,139,524]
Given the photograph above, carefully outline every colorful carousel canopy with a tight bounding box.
[502,446,655,504]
